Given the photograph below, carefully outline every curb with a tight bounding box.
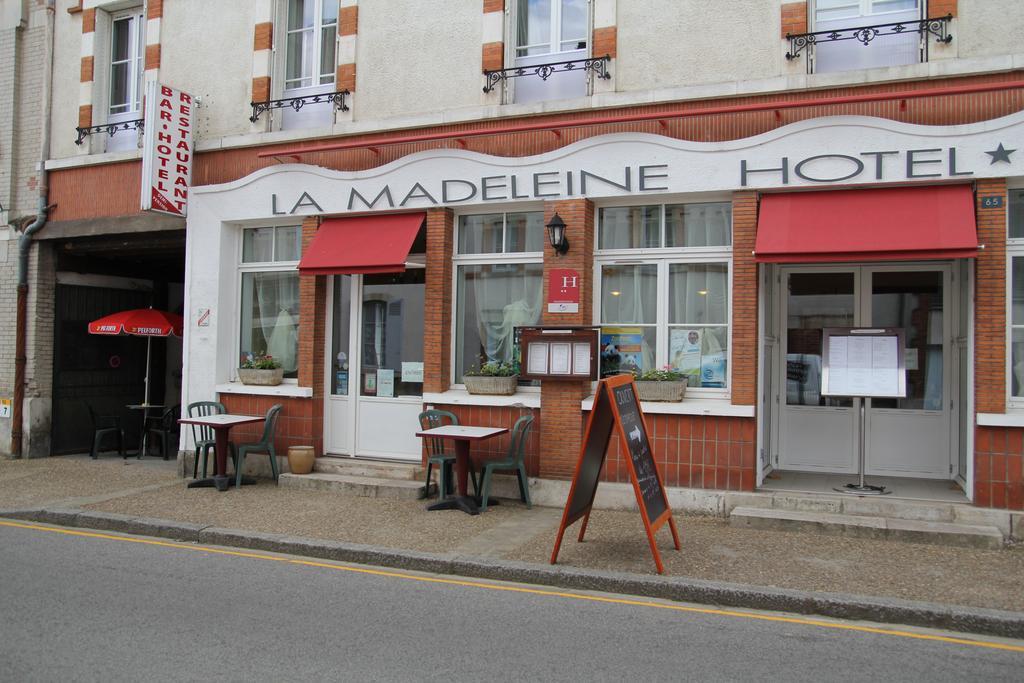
[3,506,1022,640]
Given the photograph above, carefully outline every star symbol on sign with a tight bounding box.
[986,143,1016,164]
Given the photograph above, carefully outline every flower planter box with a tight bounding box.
[238,368,284,386]
[634,379,687,402]
[463,375,518,396]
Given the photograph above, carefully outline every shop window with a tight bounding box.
[454,212,544,383]
[1008,190,1024,401]
[811,0,922,74]
[510,0,590,104]
[105,8,145,152]
[596,203,732,392]
[239,226,302,380]
[281,0,338,130]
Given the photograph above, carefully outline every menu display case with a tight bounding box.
[518,327,599,382]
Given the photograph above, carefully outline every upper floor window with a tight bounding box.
[511,0,590,104]
[108,9,144,120]
[811,0,922,73]
[285,0,338,93]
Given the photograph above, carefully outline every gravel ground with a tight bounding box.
[6,455,1024,612]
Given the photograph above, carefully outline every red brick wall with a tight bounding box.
[427,405,541,476]
[219,395,320,458]
[930,0,958,18]
[780,2,807,37]
[975,427,1023,509]
[592,27,617,59]
[732,192,758,406]
[424,208,454,394]
[975,178,1007,415]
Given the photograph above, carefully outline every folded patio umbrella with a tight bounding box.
[88,308,184,406]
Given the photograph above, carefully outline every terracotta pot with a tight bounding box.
[238,367,284,386]
[287,446,315,475]
[463,375,518,395]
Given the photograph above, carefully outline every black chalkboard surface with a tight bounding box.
[551,374,679,574]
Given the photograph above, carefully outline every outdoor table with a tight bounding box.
[415,425,509,515]
[178,414,265,492]
[127,403,163,459]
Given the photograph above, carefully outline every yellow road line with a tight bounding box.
[3,518,1023,654]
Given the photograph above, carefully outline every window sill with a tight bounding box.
[423,390,541,409]
[976,412,1024,428]
[582,396,755,417]
[216,382,313,398]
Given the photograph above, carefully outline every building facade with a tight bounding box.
[5,1,1024,510]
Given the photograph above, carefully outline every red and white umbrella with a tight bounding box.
[88,308,184,406]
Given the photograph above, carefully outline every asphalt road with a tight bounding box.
[1,521,1022,682]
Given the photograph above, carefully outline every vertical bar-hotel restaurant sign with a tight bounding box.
[140,81,193,217]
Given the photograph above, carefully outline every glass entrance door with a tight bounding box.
[776,265,954,478]
[325,270,425,461]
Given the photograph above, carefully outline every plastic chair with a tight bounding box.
[87,404,125,459]
[188,401,230,478]
[418,409,478,500]
[477,414,535,512]
[233,404,283,488]
[145,404,180,460]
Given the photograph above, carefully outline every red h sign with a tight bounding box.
[548,268,580,313]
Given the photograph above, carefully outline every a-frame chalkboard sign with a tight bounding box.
[550,374,681,574]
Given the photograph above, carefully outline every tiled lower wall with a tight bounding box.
[218,394,320,457]
[974,426,1024,509]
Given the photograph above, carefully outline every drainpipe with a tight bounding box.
[12,0,55,458]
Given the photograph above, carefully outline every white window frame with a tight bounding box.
[283,0,338,93]
[237,226,302,385]
[1006,187,1024,408]
[594,201,733,399]
[107,8,145,120]
[451,210,545,390]
[513,0,589,59]
[811,0,922,25]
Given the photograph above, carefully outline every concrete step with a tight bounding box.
[279,472,426,499]
[729,506,1005,549]
[313,457,426,481]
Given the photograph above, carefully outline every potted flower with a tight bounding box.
[238,353,284,386]
[633,365,688,402]
[463,360,518,396]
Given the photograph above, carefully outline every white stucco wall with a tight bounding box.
[956,0,1024,61]
[353,0,482,120]
[48,4,83,161]
[616,0,783,92]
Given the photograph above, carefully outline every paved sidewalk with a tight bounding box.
[3,454,1024,634]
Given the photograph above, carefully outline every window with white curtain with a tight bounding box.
[511,0,590,104]
[1007,190,1024,401]
[596,203,732,392]
[104,8,144,152]
[239,226,302,380]
[454,212,544,382]
[811,0,922,74]
[285,0,338,91]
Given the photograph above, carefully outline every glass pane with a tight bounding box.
[274,226,301,262]
[814,0,860,22]
[1010,190,1024,239]
[665,203,732,248]
[786,272,855,407]
[600,327,656,377]
[285,32,307,85]
[240,271,300,379]
[288,0,313,30]
[1012,328,1024,398]
[322,0,339,24]
[560,0,588,47]
[669,326,728,388]
[111,18,131,62]
[1013,257,1024,324]
[243,228,275,263]
[331,276,352,396]
[669,264,728,325]
[505,212,544,253]
[870,0,918,15]
[517,0,551,54]
[109,62,129,111]
[871,271,942,410]
[598,206,660,249]
[319,25,336,84]
[458,214,504,254]
[455,263,543,379]
[360,270,425,397]
[601,264,657,324]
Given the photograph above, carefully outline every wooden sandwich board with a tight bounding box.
[550,374,681,574]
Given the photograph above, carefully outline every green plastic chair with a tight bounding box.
[233,404,283,488]
[418,409,479,500]
[477,414,535,512]
[188,401,231,478]
[144,404,180,460]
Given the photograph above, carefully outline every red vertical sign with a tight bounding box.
[547,268,580,313]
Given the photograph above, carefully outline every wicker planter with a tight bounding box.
[463,375,518,396]
[634,379,687,402]
[238,367,284,386]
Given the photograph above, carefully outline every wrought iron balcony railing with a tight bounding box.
[785,13,953,62]
[249,89,351,123]
[483,54,611,94]
[75,118,144,146]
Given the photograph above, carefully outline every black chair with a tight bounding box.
[87,403,125,459]
[145,404,180,460]
[188,401,230,478]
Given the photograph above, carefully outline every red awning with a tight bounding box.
[298,213,425,275]
[754,185,978,263]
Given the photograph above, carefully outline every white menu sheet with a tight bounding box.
[824,332,902,397]
[549,342,571,374]
[527,342,549,375]
[573,343,591,375]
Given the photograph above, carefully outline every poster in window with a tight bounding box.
[701,352,726,388]
[601,327,643,376]
[363,371,377,395]
[669,328,702,383]
[377,369,395,398]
